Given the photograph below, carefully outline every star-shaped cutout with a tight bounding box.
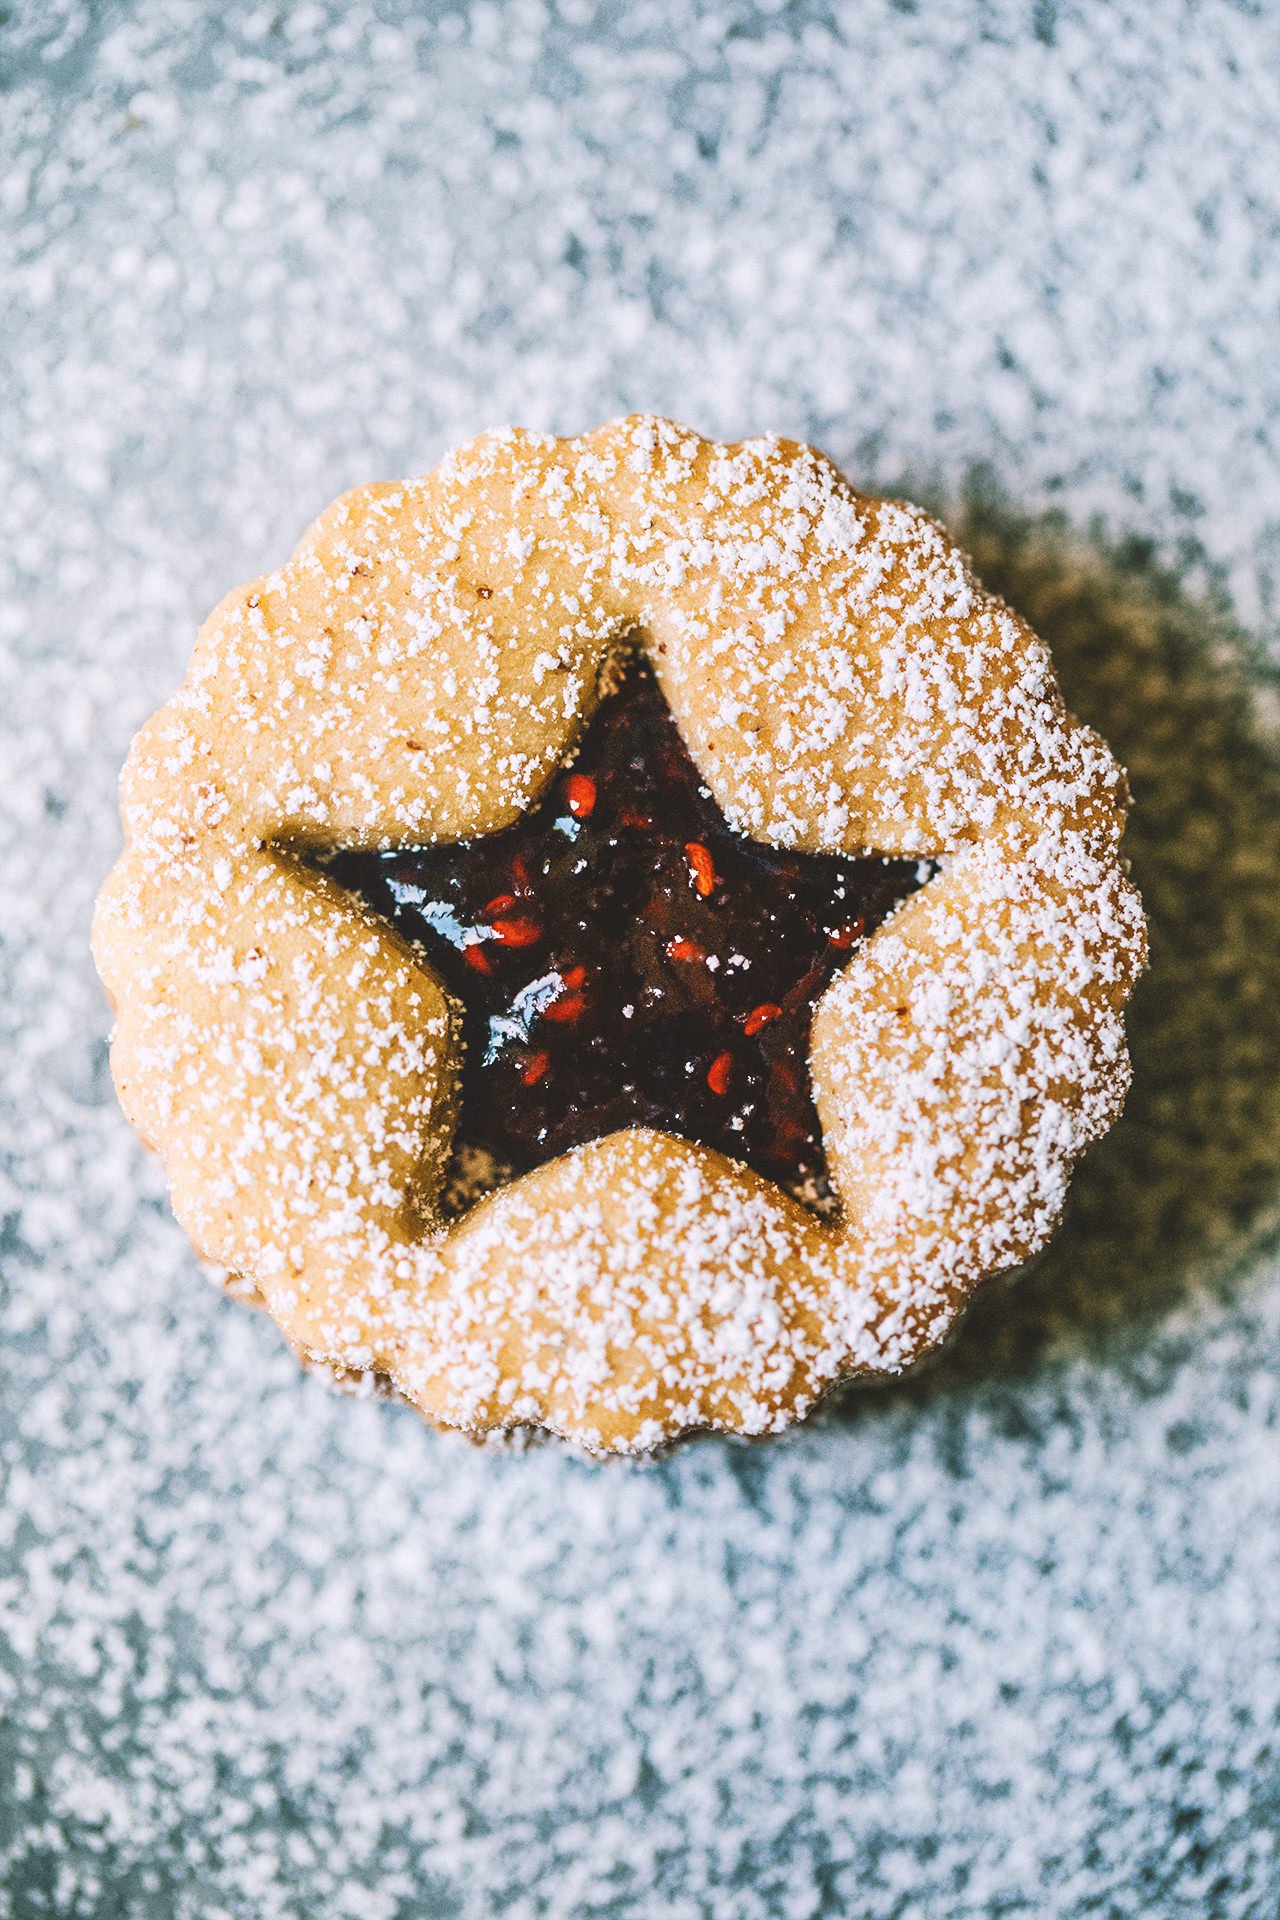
[331,659,926,1211]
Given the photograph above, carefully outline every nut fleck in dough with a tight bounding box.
[93,417,1146,1455]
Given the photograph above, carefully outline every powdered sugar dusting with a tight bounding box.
[4,5,1280,1913]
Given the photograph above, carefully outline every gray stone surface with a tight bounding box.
[2,3,1278,1915]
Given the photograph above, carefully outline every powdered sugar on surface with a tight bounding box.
[2,3,1279,1915]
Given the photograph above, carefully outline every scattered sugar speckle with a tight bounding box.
[3,4,1279,1917]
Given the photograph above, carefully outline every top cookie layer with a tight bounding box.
[94,417,1146,1453]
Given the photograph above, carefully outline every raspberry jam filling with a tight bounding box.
[331,659,925,1207]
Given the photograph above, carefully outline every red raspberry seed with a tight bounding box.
[743,1002,782,1036]
[543,992,587,1024]
[706,1050,734,1096]
[684,841,716,897]
[522,1049,550,1086]
[564,773,597,818]
[489,915,542,947]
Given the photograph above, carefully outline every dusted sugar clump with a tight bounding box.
[332,658,926,1201]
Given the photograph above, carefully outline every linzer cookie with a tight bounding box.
[92,417,1146,1453]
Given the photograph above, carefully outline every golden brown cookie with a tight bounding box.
[93,416,1146,1454]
